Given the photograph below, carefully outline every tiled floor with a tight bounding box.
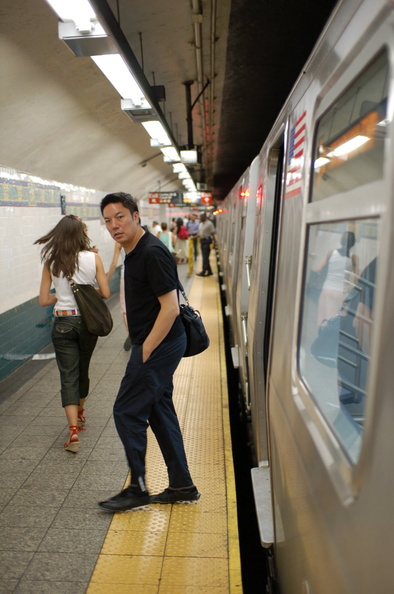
[0,261,242,593]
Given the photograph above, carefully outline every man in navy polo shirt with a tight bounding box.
[99,192,199,511]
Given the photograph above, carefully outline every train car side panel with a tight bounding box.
[266,3,394,591]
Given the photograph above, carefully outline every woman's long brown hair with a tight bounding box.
[34,215,91,277]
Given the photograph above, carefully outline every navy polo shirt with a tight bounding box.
[124,230,184,345]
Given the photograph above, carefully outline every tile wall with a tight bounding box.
[0,169,130,380]
[0,166,186,380]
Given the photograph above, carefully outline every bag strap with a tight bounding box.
[66,276,79,293]
[177,279,189,306]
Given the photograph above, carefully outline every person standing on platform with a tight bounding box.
[187,213,200,261]
[99,192,200,511]
[158,221,176,256]
[196,212,216,277]
[151,220,162,237]
[35,215,110,453]
[174,217,188,264]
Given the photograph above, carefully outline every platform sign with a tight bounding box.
[182,191,213,205]
[149,191,182,204]
[149,191,212,206]
[200,193,213,204]
[148,194,160,204]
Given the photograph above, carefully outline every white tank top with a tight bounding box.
[52,251,96,314]
[323,249,352,291]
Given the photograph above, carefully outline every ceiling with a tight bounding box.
[0,0,339,203]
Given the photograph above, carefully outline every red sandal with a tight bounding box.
[77,408,86,424]
[64,425,84,453]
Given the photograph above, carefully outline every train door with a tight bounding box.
[226,173,248,328]
[233,157,259,412]
[217,189,233,282]
[248,131,285,468]
[215,205,227,272]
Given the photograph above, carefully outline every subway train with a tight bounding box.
[215,0,394,592]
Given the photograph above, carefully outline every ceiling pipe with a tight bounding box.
[139,152,162,167]
[192,0,207,168]
[184,81,194,148]
[183,78,210,150]
[208,0,217,181]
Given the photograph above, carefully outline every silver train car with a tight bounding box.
[216,0,394,591]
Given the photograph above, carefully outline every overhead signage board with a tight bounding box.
[149,191,213,206]
[149,192,183,204]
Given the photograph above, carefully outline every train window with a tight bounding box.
[299,219,380,463]
[312,51,388,202]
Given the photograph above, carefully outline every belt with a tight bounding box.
[54,309,80,317]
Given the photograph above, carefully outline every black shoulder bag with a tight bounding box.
[177,280,210,357]
[68,278,113,337]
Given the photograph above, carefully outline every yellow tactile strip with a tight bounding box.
[87,267,242,593]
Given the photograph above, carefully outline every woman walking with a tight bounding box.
[35,215,110,453]
[158,221,176,256]
[174,217,188,264]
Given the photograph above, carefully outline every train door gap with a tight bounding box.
[263,140,284,378]
[219,284,269,593]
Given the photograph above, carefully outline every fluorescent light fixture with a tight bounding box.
[178,172,189,179]
[47,0,181,169]
[314,157,330,169]
[173,163,187,174]
[326,135,370,158]
[161,147,180,162]
[184,179,196,191]
[121,99,156,123]
[180,149,198,164]
[142,121,171,146]
[92,54,151,107]
[46,0,97,32]
[58,20,114,56]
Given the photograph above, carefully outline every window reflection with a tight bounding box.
[312,51,388,201]
[300,220,379,463]
[314,231,359,327]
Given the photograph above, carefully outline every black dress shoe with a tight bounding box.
[98,486,150,511]
[206,272,213,276]
[196,271,206,277]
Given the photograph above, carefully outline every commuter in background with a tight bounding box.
[158,221,176,256]
[152,220,162,237]
[34,215,110,453]
[99,192,199,511]
[186,212,200,261]
[107,241,131,351]
[174,217,188,264]
[197,212,216,277]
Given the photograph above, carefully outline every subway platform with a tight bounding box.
[0,261,242,593]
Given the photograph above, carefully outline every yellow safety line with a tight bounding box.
[217,284,243,592]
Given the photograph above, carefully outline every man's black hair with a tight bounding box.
[100,192,139,216]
